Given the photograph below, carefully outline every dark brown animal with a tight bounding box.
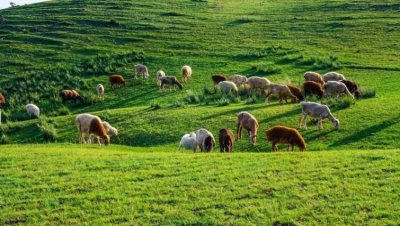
[159,76,183,90]
[59,90,83,104]
[219,128,234,152]
[212,74,227,86]
[287,85,304,101]
[266,126,306,152]
[339,80,361,98]
[0,92,6,105]
[303,81,323,98]
[109,75,126,88]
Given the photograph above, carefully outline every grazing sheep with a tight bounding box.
[75,113,110,145]
[304,71,324,85]
[26,104,40,118]
[89,121,118,144]
[339,80,361,98]
[247,76,271,94]
[219,81,238,96]
[59,90,83,104]
[211,74,227,89]
[96,84,105,101]
[231,74,248,87]
[181,65,192,83]
[299,101,339,130]
[323,72,346,82]
[159,76,183,91]
[237,111,259,145]
[109,75,126,88]
[266,126,306,152]
[323,81,354,99]
[134,64,149,79]
[287,85,304,101]
[219,128,234,152]
[303,81,324,98]
[196,128,216,152]
[263,83,298,104]
[0,92,6,105]
[177,132,197,151]
[156,70,166,81]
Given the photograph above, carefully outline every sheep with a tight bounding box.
[134,64,149,79]
[266,126,306,152]
[75,113,110,145]
[0,92,6,105]
[159,76,183,91]
[339,80,361,98]
[263,83,298,104]
[211,74,227,90]
[323,72,346,82]
[247,76,271,94]
[109,75,126,88]
[299,101,339,130]
[177,132,197,151]
[89,121,117,144]
[26,104,40,118]
[237,111,259,145]
[219,81,238,96]
[219,128,234,153]
[287,85,304,101]
[303,81,324,98]
[323,81,354,99]
[196,128,215,152]
[304,71,324,85]
[181,65,192,83]
[230,74,248,87]
[96,84,105,101]
[59,90,84,104]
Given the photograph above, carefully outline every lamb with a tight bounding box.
[219,81,238,96]
[263,83,298,104]
[109,75,126,88]
[339,80,361,98]
[299,101,340,130]
[26,103,40,118]
[59,90,84,104]
[75,113,110,145]
[287,85,304,101]
[177,132,197,151]
[323,81,354,99]
[304,71,324,85]
[237,111,259,145]
[230,74,248,87]
[196,128,216,152]
[159,76,183,91]
[134,64,149,79]
[303,81,324,98]
[89,121,118,144]
[219,128,234,153]
[0,92,6,105]
[96,84,105,101]
[181,65,192,83]
[247,76,271,94]
[266,126,306,152]
[323,72,346,82]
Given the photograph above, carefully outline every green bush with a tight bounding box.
[37,120,58,142]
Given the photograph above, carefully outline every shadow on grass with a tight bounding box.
[200,104,267,120]
[259,108,300,123]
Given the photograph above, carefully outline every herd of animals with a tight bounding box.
[0,64,365,152]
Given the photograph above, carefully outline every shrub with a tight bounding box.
[0,134,10,144]
[322,97,353,110]
[251,64,281,75]
[185,90,201,104]
[217,97,231,106]
[174,101,185,108]
[203,84,214,95]
[37,120,58,142]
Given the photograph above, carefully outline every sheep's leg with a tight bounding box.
[237,125,242,140]
[303,115,308,130]
[318,116,323,130]
[264,91,272,103]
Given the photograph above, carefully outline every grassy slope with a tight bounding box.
[1,145,399,225]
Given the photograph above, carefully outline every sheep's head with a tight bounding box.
[204,136,215,152]
[250,134,257,145]
[333,118,340,130]
[102,135,110,146]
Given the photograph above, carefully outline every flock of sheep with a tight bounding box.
[1,63,362,151]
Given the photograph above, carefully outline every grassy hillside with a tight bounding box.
[1,145,399,225]
[0,0,400,150]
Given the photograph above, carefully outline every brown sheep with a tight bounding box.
[304,71,324,85]
[264,83,298,104]
[0,92,6,105]
[237,111,259,145]
[339,80,361,98]
[303,81,323,98]
[109,75,126,88]
[219,128,234,153]
[212,74,227,89]
[75,113,110,145]
[266,126,306,152]
[59,90,83,104]
[159,76,183,91]
[287,85,304,101]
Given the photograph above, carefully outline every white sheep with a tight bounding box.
[96,84,105,101]
[156,70,166,86]
[247,76,271,93]
[75,113,110,145]
[231,74,248,86]
[181,65,192,83]
[323,81,354,99]
[26,104,40,118]
[177,132,197,151]
[219,81,238,96]
[134,64,149,79]
[299,101,339,130]
[323,72,346,82]
[196,128,216,152]
[304,71,324,85]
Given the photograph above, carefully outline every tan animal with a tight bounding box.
[263,83,298,103]
[237,111,259,145]
[181,65,192,83]
[304,71,324,85]
[109,75,126,88]
[247,76,271,94]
